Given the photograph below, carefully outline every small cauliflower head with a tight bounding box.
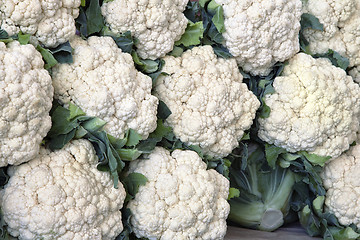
[258,53,360,158]
[128,147,230,240]
[0,139,126,240]
[321,144,360,227]
[0,0,80,47]
[51,36,158,139]
[0,41,53,167]
[214,0,302,76]
[101,0,188,60]
[302,0,360,82]
[154,46,260,158]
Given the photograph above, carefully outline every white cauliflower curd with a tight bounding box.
[154,45,260,158]
[101,0,188,60]
[0,139,126,240]
[214,0,302,76]
[128,147,230,240]
[0,41,53,167]
[0,0,81,47]
[258,53,360,158]
[51,36,158,139]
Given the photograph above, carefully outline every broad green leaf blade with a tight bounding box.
[157,100,172,120]
[228,188,240,200]
[68,103,86,121]
[49,41,73,64]
[265,144,287,168]
[0,29,9,39]
[168,46,184,57]
[207,0,225,33]
[117,149,142,161]
[175,21,204,47]
[17,32,30,45]
[48,128,77,150]
[301,13,324,31]
[82,118,107,132]
[122,172,148,198]
[199,0,210,7]
[86,0,104,35]
[125,129,142,147]
[259,101,271,119]
[36,45,58,69]
[301,151,331,166]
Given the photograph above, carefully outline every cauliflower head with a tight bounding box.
[302,0,360,82]
[154,46,260,158]
[258,53,360,158]
[128,147,230,240]
[321,144,360,227]
[0,0,81,47]
[214,0,302,76]
[0,41,53,167]
[0,139,126,240]
[101,0,188,60]
[51,36,158,139]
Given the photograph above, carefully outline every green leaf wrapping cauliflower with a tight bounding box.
[302,0,360,82]
[51,36,159,139]
[213,0,302,76]
[0,41,53,167]
[154,45,260,158]
[0,0,81,47]
[127,147,230,240]
[0,139,126,240]
[258,53,360,158]
[320,143,360,228]
[101,0,188,60]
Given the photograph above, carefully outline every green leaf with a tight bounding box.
[265,144,287,168]
[157,100,172,120]
[49,41,73,64]
[314,49,350,70]
[68,103,86,120]
[259,101,271,118]
[36,45,58,69]
[149,120,172,140]
[0,29,9,39]
[117,149,142,161]
[175,21,204,47]
[228,188,240,200]
[82,118,107,132]
[86,0,104,35]
[329,227,360,240]
[313,195,325,216]
[125,129,142,147]
[81,0,86,6]
[17,32,30,45]
[199,0,210,7]
[103,30,135,54]
[301,13,324,31]
[207,0,225,33]
[122,172,148,199]
[301,151,331,166]
[168,46,184,57]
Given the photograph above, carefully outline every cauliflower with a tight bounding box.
[302,0,360,82]
[154,46,260,158]
[0,0,81,47]
[0,41,53,167]
[51,36,158,139]
[321,143,360,227]
[258,53,360,158]
[0,139,126,240]
[101,0,188,60]
[213,0,302,76]
[127,147,230,240]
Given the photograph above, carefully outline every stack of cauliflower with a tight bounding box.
[1,0,360,239]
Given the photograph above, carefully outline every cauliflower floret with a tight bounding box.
[101,0,188,60]
[214,0,302,76]
[0,41,53,167]
[0,139,126,240]
[154,45,260,158]
[321,144,360,227]
[128,147,230,240]
[0,0,81,48]
[302,0,360,82]
[258,53,360,158]
[51,36,159,139]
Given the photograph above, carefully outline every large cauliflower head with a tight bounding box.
[101,0,188,60]
[0,139,126,240]
[128,147,230,240]
[302,0,360,82]
[321,144,360,227]
[214,0,302,76]
[154,46,260,158]
[0,41,53,167]
[0,0,81,47]
[258,53,360,158]
[51,36,158,139]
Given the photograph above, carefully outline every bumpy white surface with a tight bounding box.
[0,139,126,240]
[51,36,158,139]
[154,46,260,158]
[101,0,188,60]
[214,0,302,76]
[321,144,360,227]
[128,147,230,240]
[0,41,53,167]
[302,0,360,82]
[258,53,360,158]
[0,0,80,47]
